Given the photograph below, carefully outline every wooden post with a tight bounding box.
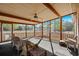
[73,13,78,36]
[77,12,79,41]
[77,12,79,56]
[49,21,54,55]
[33,25,35,37]
[76,13,78,37]
[12,24,13,37]
[60,17,62,40]
[25,25,27,38]
[1,23,2,42]
[42,23,43,38]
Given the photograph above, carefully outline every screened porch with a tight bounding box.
[0,3,79,56]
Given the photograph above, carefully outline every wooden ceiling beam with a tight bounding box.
[0,12,42,23]
[0,20,34,25]
[43,3,60,16]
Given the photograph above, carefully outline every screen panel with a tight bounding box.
[27,25,34,38]
[13,24,26,39]
[62,15,74,39]
[43,21,50,39]
[35,24,42,37]
[2,23,12,41]
[51,18,60,42]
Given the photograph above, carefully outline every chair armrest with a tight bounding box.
[67,38,76,43]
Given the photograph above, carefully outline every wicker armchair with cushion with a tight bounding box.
[65,35,77,53]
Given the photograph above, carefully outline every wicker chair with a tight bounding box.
[65,35,77,52]
[11,36,23,55]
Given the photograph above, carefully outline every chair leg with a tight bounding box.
[78,44,79,55]
[67,42,69,50]
[74,44,76,52]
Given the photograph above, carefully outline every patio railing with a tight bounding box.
[0,31,74,42]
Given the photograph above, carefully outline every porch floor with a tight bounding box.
[0,37,77,56]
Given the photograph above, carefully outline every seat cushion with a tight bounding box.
[59,41,67,47]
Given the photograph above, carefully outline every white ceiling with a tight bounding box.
[0,3,77,24]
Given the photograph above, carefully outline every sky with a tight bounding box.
[62,15,73,22]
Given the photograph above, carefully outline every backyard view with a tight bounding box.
[0,14,74,42]
[1,24,26,41]
[2,24,12,41]
[13,24,26,39]
[62,15,74,40]
[51,18,60,42]
[35,24,42,37]
[1,24,35,41]
[27,25,34,38]
[43,21,50,38]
